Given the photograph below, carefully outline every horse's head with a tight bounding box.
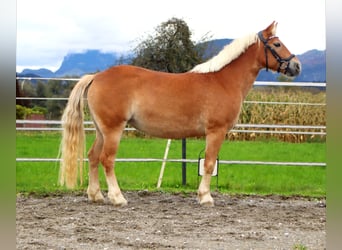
[258,21,301,77]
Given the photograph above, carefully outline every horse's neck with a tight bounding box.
[218,43,262,99]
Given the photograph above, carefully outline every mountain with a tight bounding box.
[18,41,326,82]
[296,49,326,82]
[54,50,120,76]
[19,68,55,78]
[201,38,233,59]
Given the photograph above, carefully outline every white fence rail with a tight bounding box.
[16,76,326,87]
[16,119,326,135]
[16,157,326,167]
[16,97,326,107]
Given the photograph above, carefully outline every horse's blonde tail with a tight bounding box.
[59,74,94,189]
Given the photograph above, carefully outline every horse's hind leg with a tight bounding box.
[87,129,105,202]
[198,129,226,206]
[100,125,127,206]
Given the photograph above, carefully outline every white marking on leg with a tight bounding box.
[105,171,127,206]
[198,174,214,206]
[87,166,104,203]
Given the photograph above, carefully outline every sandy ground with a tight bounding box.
[16,191,326,249]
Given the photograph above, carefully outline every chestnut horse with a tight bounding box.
[59,21,301,206]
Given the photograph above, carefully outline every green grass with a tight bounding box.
[16,132,326,197]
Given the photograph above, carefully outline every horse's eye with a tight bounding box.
[273,42,281,47]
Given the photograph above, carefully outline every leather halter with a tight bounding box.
[258,31,295,74]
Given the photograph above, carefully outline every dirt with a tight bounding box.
[16,191,326,249]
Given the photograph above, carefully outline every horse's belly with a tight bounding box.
[128,115,205,139]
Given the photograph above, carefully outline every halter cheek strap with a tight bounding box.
[258,31,295,74]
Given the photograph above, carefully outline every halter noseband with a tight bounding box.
[258,31,295,74]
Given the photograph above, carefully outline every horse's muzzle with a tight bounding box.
[285,60,301,77]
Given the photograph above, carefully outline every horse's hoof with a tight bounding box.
[88,191,105,203]
[108,193,128,207]
[113,199,128,207]
[92,196,105,203]
[198,193,215,206]
[200,199,215,207]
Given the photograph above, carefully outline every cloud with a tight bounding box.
[17,0,326,71]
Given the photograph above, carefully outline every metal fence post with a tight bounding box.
[182,138,186,185]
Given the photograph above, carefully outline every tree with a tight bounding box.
[132,17,208,73]
[44,79,77,119]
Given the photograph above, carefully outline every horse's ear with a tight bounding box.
[263,21,278,38]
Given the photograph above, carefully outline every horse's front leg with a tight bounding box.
[198,129,226,206]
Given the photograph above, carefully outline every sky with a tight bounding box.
[16,0,326,72]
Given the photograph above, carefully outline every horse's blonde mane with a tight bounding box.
[190,33,259,73]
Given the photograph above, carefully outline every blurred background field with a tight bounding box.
[235,87,325,142]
